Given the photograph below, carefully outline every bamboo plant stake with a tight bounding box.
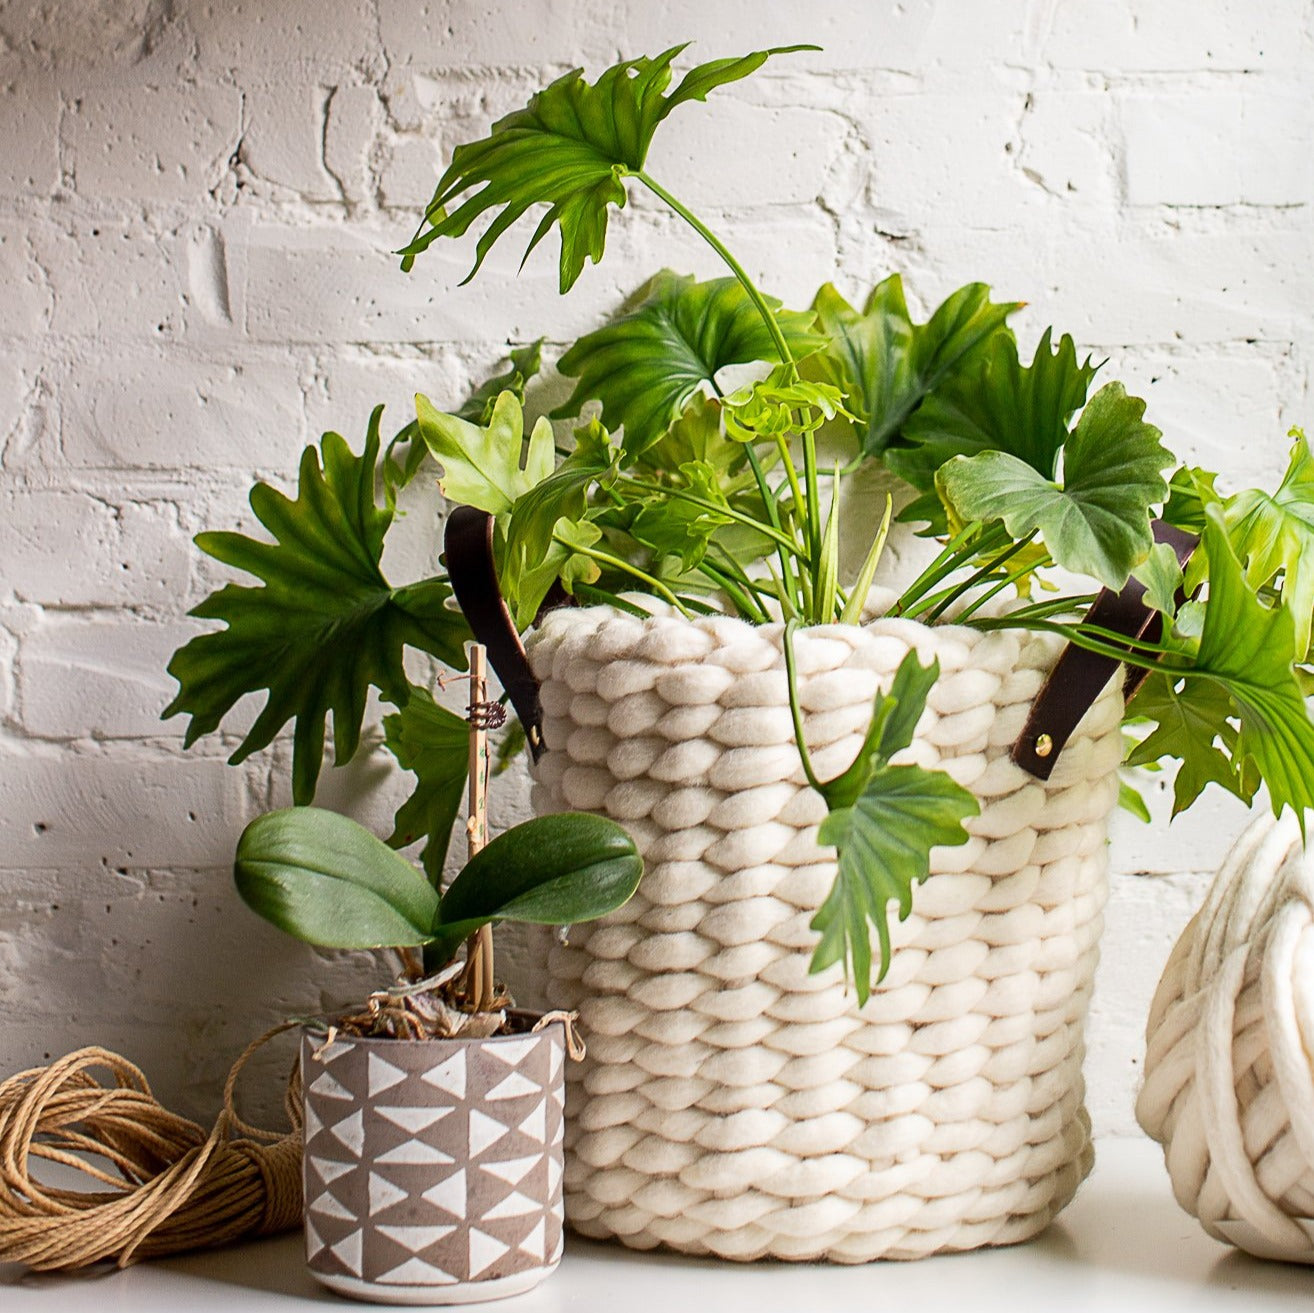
[464,644,494,1011]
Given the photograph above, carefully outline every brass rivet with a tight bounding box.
[1035,733,1054,759]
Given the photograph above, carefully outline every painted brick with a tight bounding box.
[239,80,340,202]
[60,352,307,470]
[186,0,379,73]
[1122,91,1314,207]
[378,135,444,210]
[65,84,243,203]
[0,79,59,196]
[324,84,382,204]
[0,225,51,338]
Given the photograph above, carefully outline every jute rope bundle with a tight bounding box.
[1137,810,1314,1262]
[523,596,1123,1262]
[0,1029,302,1270]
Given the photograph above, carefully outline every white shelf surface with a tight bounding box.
[2,1138,1310,1311]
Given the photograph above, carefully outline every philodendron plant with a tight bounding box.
[167,44,1314,1004]
[235,804,641,1032]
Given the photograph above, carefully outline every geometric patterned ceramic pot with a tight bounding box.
[300,1016,567,1305]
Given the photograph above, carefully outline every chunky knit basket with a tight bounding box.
[520,599,1124,1262]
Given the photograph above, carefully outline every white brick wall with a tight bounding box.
[1,0,1310,1136]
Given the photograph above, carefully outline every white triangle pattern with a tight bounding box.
[485,1070,539,1101]
[305,1218,326,1261]
[421,1168,466,1220]
[309,1190,354,1221]
[329,1109,365,1157]
[376,1139,453,1166]
[546,1152,562,1195]
[308,1155,353,1186]
[548,1042,563,1081]
[518,1216,545,1262]
[376,1104,453,1133]
[369,1052,408,1096]
[377,1223,456,1253]
[420,1049,466,1099]
[369,1171,409,1217]
[483,1190,538,1220]
[468,1108,511,1158]
[331,1228,363,1276]
[378,1257,458,1286]
[309,1070,352,1100]
[483,1036,539,1068]
[517,1100,546,1145]
[315,1041,351,1065]
[480,1154,539,1187]
[467,1228,509,1279]
[303,1101,323,1143]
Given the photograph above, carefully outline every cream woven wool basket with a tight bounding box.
[1137,810,1314,1263]
[521,598,1124,1262]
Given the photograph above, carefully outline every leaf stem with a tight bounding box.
[782,619,825,794]
[557,536,693,616]
[616,476,804,555]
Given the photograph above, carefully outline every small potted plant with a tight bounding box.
[233,649,641,1303]
[167,44,1314,1262]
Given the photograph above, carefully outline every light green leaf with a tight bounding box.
[1162,464,1222,537]
[889,326,1099,511]
[813,764,978,1004]
[399,46,814,292]
[511,518,603,629]
[635,395,747,486]
[428,812,643,961]
[935,382,1173,588]
[722,368,851,444]
[554,271,824,458]
[457,341,544,425]
[382,687,470,882]
[1118,774,1153,824]
[164,411,470,804]
[1133,541,1184,619]
[415,390,554,516]
[631,460,735,570]
[1224,428,1314,657]
[802,277,1022,461]
[235,807,439,949]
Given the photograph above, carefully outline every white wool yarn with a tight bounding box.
[1138,811,1314,1263]
[525,602,1124,1262]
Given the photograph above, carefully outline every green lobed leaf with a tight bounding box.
[163,410,470,804]
[553,271,824,458]
[1132,541,1184,619]
[721,368,851,444]
[235,807,439,949]
[382,687,470,883]
[935,381,1173,588]
[635,394,749,488]
[399,46,815,292]
[513,518,603,629]
[889,325,1100,530]
[813,764,978,1004]
[802,276,1023,463]
[630,460,735,570]
[415,390,554,516]
[1224,428,1314,658]
[428,812,643,962]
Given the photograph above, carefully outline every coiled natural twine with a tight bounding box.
[0,1029,302,1271]
[1138,810,1314,1262]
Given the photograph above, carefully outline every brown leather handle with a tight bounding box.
[1010,520,1198,778]
[445,508,1198,779]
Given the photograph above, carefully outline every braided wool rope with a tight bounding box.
[1137,810,1314,1262]
[523,597,1123,1262]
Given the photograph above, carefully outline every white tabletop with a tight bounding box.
[2,1137,1309,1311]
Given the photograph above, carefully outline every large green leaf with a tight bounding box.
[802,276,1022,462]
[415,390,554,516]
[1225,429,1314,658]
[429,812,643,961]
[235,807,439,949]
[935,382,1173,588]
[553,271,823,458]
[630,460,735,570]
[382,687,470,883]
[164,410,469,804]
[398,45,814,292]
[890,327,1099,491]
[804,649,979,1002]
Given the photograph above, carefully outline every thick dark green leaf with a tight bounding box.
[415,390,554,516]
[935,382,1173,588]
[813,764,978,1004]
[553,271,824,458]
[1224,429,1314,657]
[428,812,642,960]
[890,326,1099,496]
[399,46,814,292]
[235,807,439,949]
[164,410,469,803]
[803,276,1022,462]
[382,687,470,882]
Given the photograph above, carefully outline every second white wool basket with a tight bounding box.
[523,599,1123,1262]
